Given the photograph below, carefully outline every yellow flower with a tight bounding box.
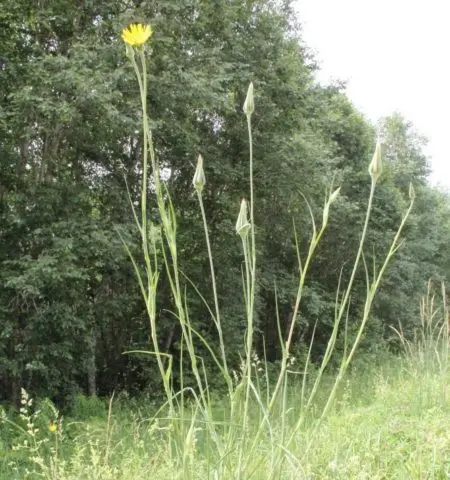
[121,23,152,46]
[49,421,57,433]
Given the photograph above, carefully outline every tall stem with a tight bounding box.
[246,112,256,382]
[128,49,172,409]
[238,114,256,476]
[196,192,233,393]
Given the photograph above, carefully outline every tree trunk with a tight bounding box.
[87,327,97,396]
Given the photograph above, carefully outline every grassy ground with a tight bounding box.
[1,347,449,479]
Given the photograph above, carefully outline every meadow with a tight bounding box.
[1,320,449,479]
[1,19,449,480]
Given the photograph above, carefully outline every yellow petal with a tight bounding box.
[121,23,152,46]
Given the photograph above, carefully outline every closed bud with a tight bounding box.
[368,141,382,182]
[236,199,251,237]
[322,187,340,226]
[329,187,341,204]
[192,154,206,193]
[243,82,254,116]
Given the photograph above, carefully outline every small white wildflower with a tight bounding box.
[328,459,338,471]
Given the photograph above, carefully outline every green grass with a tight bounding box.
[1,349,449,479]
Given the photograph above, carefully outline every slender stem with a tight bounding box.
[238,114,256,477]
[136,50,207,411]
[318,188,414,421]
[196,191,233,393]
[304,181,377,417]
[337,181,376,325]
[247,114,256,360]
[129,48,172,410]
[247,114,256,326]
[268,221,327,412]
[130,52,152,290]
[246,113,256,369]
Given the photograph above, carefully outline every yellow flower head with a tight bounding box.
[49,421,57,433]
[121,23,152,46]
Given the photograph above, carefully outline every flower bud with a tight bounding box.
[368,141,382,182]
[322,187,341,226]
[192,154,206,193]
[236,199,251,237]
[329,187,341,204]
[243,82,254,116]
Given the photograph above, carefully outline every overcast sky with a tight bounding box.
[293,0,450,187]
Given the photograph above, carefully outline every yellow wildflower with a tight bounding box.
[121,23,152,46]
[49,421,57,433]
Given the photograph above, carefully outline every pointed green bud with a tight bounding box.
[329,187,341,204]
[322,187,340,226]
[236,199,251,237]
[243,82,254,116]
[409,182,415,201]
[192,154,206,193]
[368,141,382,182]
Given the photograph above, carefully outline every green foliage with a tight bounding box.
[70,394,107,421]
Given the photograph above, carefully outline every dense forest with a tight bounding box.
[1,0,449,407]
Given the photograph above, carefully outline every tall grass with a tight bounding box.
[393,279,449,376]
[3,340,450,479]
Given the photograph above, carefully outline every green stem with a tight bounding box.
[238,114,256,477]
[246,113,256,370]
[318,187,414,422]
[268,216,327,412]
[136,51,207,412]
[129,48,172,410]
[196,191,233,394]
[306,180,377,413]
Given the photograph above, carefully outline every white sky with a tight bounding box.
[293,0,450,187]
